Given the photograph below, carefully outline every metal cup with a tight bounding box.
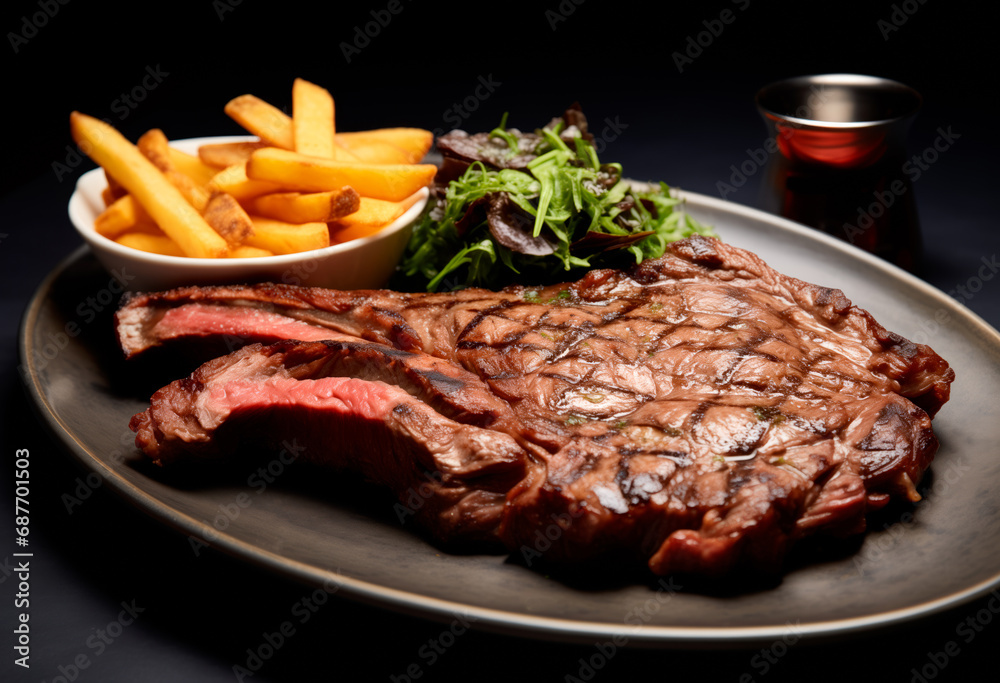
[756,74,923,271]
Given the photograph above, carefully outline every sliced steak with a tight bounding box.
[123,235,954,577]
[130,339,531,544]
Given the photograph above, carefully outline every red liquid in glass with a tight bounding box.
[757,76,923,272]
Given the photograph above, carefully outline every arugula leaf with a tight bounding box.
[401,116,714,291]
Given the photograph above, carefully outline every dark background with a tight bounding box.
[2,0,998,681]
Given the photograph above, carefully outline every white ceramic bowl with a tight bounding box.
[68,135,429,292]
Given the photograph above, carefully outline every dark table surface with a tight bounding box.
[3,1,998,681]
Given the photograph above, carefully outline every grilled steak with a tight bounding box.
[122,236,954,577]
[130,339,531,543]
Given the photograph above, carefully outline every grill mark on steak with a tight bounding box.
[454,300,522,346]
[121,235,954,578]
[364,306,423,351]
[416,369,468,396]
[617,447,692,464]
[305,340,509,429]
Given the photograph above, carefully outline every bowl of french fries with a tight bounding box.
[68,78,436,291]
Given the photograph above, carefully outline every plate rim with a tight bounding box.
[19,191,1000,647]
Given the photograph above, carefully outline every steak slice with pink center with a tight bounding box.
[130,339,531,544]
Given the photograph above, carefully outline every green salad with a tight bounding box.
[401,111,713,291]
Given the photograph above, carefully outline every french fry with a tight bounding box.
[207,161,283,202]
[115,231,186,257]
[292,78,336,158]
[333,145,361,162]
[168,147,218,186]
[329,191,424,243]
[288,79,360,161]
[95,194,155,239]
[336,128,433,163]
[247,187,360,223]
[70,112,228,258]
[138,128,211,211]
[122,221,169,236]
[334,138,414,165]
[202,191,255,247]
[227,245,274,258]
[245,216,330,254]
[224,94,294,149]
[104,170,128,202]
[198,140,269,168]
[246,147,436,201]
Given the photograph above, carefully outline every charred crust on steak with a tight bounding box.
[666,234,725,269]
[122,235,955,580]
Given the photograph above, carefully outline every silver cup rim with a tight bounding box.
[755,73,922,129]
